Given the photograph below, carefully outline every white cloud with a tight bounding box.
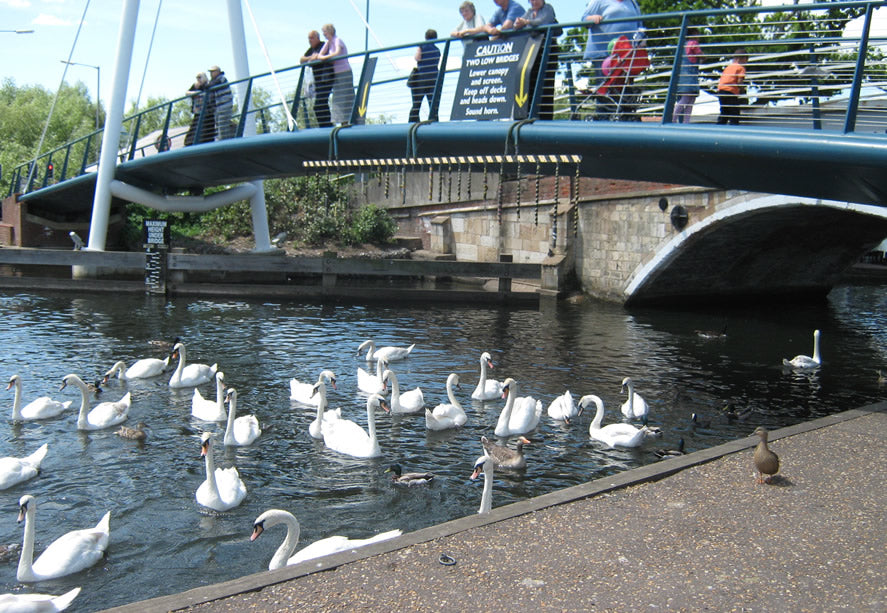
[0,0,31,8]
[32,12,72,26]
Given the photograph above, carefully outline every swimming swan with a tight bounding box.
[582,394,660,448]
[290,369,336,406]
[472,351,504,401]
[470,454,495,514]
[620,377,649,424]
[782,329,822,370]
[251,508,401,570]
[357,358,387,395]
[0,586,81,612]
[494,378,542,437]
[196,432,246,512]
[191,371,227,422]
[222,388,261,446]
[168,342,218,388]
[425,373,467,430]
[16,494,110,582]
[321,393,389,458]
[60,374,131,431]
[0,444,48,491]
[7,375,72,421]
[308,376,342,440]
[356,339,415,362]
[102,355,170,382]
[547,390,580,424]
[382,368,424,414]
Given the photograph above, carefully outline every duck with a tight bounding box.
[690,412,712,428]
[116,422,148,441]
[0,444,48,490]
[581,394,661,449]
[620,377,650,424]
[654,438,685,458]
[782,329,821,370]
[290,369,336,406]
[357,357,387,395]
[470,453,495,514]
[222,388,261,446]
[191,371,227,422]
[481,435,530,470]
[547,390,580,424]
[471,351,504,401]
[251,509,401,570]
[695,322,727,339]
[60,374,131,431]
[425,373,467,430]
[196,432,247,512]
[16,494,110,582]
[382,367,424,414]
[494,378,542,437]
[308,376,343,440]
[7,375,72,421]
[321,393,389,459]
[753,426,780,484]
[0,586,81,612]
[356,339,415,362]
[721,403,753,421]
[102,355,170,382]
[384,464,435,486]
[168,341,218,388]
[877,369,886,386]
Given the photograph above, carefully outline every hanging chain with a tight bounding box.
[437,162,444,202]
[496,157,505,225]
[428,164,434,201]
[447,163,453,203]
[384,163,390,199]
[573,162,581,237]
[482,162,489,202]
[456,161,462,201]
[550,162,560,252]
[534,161,541,226]
[467,163,472,200]
[401,167,407,205]
[515,157,522,220]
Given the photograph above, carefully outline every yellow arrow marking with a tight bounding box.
[514,42,537,108]
[358,81,371,116]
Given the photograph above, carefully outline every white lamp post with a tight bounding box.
[60,60,101,130]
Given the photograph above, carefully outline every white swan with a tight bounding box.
[251,508,401,570]
[425,373,467,430]
[494,378,542,437]
[321,393,389,459]
[783,329,822,369]
[470,454,494,514]
[472,351,504,401]
[168,342,218,388]
[222,388,261,446]
[0,586,81,612]
[357,357,387,395]
[356,339,415,362]
[620,377,650,424]
[7,375,72,421]
[102,355,170,382]
[581,394,661,448]
[196,432,247,512]
[383,368,424,414]
[16,494,110,582]
[0,444,48,491]
[191,371,227,422]
[547,390,579,424]
[290,369,336,406]
[307,377,342,440]
[61,374,131,431]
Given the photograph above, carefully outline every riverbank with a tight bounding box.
[102,401,887,613]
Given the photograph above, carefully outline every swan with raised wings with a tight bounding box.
[470,453,494,514]
[547,390,579,424]
[581,394,661,448]
[620,377,649,424]
[357,357,387,395]
[472,351,504,401]
[251,509,401,570]
[102,355,170,382]
[222,388,261,446]
[290,369,336,406]
[16,494,110,582]
[425,373,467,430]
[782,329,822,370]
[308,376,342,440]
[481,435,530,470]
[7,375,72,421]
[191,371,226,422]
[0,444,48,491]
[321,393,389,458]
[494,378,542,437]
[168,342,218,388]
[356,339,415,362]
[383,367,424,414]
[0,586,81,612]
[196,432,246,512]
[61,374,131,431]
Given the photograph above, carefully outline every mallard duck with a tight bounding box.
[753,426,780,484]
[481,435,530,470]
[384,464,435,486]
[654,438,685,458]
[721,404,753,421]
[690,412,712,428]
[116,422,148,441]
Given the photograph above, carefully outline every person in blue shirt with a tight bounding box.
[484,0,526,37]
[408,29,442,122]
[581,0,642,79]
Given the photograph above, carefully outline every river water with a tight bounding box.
[0,284,884,611]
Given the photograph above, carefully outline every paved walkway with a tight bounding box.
[104,402,887,613]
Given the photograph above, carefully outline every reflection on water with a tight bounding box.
[0,285,884,611]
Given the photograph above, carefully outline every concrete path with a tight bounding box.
[103,402,887,613]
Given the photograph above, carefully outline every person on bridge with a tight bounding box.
[451,1,486,40]
[672,27,702,124]
[208,66,235,140]
[483,0,526,38]
[185,72,213,146]
[581,0,642,81]
[514,0,562,120]
[408,29,441,123]
[717,48,747,126]
[315,24,362,125]
[300,30,333,128]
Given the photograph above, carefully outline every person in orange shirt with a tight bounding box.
[717,48,747,125]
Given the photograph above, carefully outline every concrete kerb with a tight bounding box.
[102,400,887,613]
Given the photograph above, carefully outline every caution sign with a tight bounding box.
[451,33,539,121]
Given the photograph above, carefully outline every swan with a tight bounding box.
[620,377,650,424]
[7,375,72,421]
[222,388,261,446]
[470,454,494,514]
[0,444,48,491]
[425,373,467,430]
[782,329,822,370]
[384,464,435,486]
[16,495,110,582]
[382,367,424,414]
[60,374,131,431]
[547,390,580,424]
[481,435,530,470]
[0,586,81,612]
[321,393,389,459]
[102,355,170,382]
[357,357,387,395]
[494,378,542,437]
[356,339,415,362]
[168,342,218,388]
[290,369,336,406]
[191,371,226,422]
[196,432,247,512]
[307,377,342,440]
[581,394,661,448]
[251,509,401,570]
[472,351,504,401]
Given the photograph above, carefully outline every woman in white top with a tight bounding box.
[451,1,486,38]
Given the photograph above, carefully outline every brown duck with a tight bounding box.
[481,435,531,470]
[753,426,779,484]
[116,422,148,441]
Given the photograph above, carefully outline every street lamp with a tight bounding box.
[0,29,34,34]
[60,60,100,130]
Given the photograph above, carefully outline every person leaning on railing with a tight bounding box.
[717,48,747,126]
[581,0,642,82]
[408,29,441,123]
[451,1,486,39]
[207,65,234,140]
[315,23,363,126]
[483,0,526,38]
